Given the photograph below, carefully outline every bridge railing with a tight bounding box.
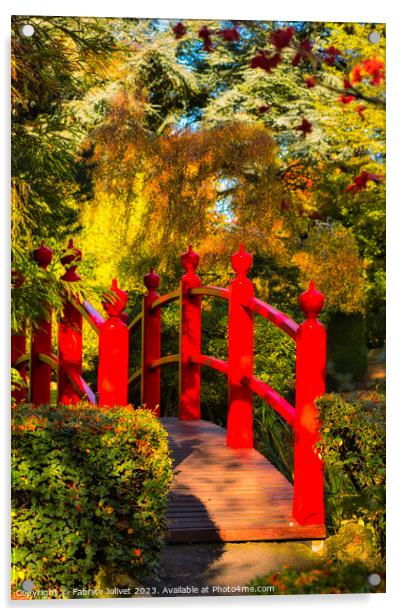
[130,243,326,525]
[11,239,129,408]
[11,240,326,526]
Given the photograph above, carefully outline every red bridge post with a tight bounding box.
[179,246,201,420]
[30,242,53,405]
[293,281,326,525]
[141,268,161,414]
[11,270,27,403]
[227,245,254,448]
[98,279,129,406]
[58,239,83,405]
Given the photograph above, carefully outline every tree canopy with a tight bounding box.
[11,17,385,345]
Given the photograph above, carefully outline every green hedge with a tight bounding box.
[11,404,172,597]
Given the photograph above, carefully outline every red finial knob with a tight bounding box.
[181,245,200,274]
[231,244,253,277]
[299,280,325,319]
[144,267,160,292]
[102,278,128,317]
[60,238,82,282]
[33,241,53,269]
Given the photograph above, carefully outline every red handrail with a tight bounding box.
[189,286,229,301]
[150,289,180,311]
[189,354,228,374]
[67,368,96,404]
[240,375,296,427]
[246,297,299,340]
[81,300,105,334]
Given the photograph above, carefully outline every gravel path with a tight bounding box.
[140,540,322,597]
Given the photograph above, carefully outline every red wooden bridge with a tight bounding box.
[12,241,327,542]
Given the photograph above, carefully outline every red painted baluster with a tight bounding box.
[293,280,326,525]
[141,268,161,414]
[98,279,129,406]
[179,246,201,421]
[30,242,53,405]
[58,239,83,405]
[227,244,254,449]
[11,270,27,403]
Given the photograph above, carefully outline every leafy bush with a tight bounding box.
[251,560,385,594]
[11,403,172,597]
[316,392,385,556]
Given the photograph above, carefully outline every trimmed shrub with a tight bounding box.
[316,392,385,556]
[11,404,172,597]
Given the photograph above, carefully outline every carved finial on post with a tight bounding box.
[102,278,128,318]
[60,239,82,282]
[181,245,200,275]
[144,267,161,295]
[33,241,53,270]
[231,243,253,279]
[299,280,325,321]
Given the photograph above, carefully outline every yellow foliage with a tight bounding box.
[292,224,366,313]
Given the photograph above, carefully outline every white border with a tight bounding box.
[1,1,401,613]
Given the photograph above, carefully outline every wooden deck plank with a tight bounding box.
[161,418,325,543]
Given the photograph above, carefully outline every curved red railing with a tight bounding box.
[128,244,326,526]
[247,297,299,340]
[240,375,296,427]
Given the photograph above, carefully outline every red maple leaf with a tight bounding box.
[339,93,356,104]
[250,52,281,72]
[271,27,294,51]
[172,22,186,39]
[296,118,312,136]
[346,171,382,192]
[322,46,341,65]
[292,38,313,66]
[350,65,363,84]
[199,26,213,51]
[218,27,240,42]
[305,76,315,88]
[343,78,353,89]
